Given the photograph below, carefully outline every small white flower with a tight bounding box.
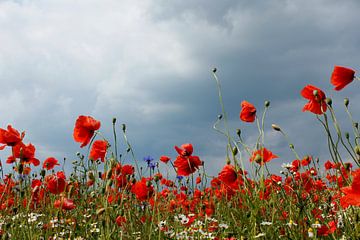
[281,163,293,169]
[219,223,229,229]
[260,221,272,226]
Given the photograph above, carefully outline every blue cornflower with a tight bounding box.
[176,175,184,181]
[143,156,154,166]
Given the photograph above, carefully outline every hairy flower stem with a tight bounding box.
[112,120,118,161]
[212,71,236,165]
[327,105,358,166]
[122,130,141,178]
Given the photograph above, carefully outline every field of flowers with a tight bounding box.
[0,66,359,239]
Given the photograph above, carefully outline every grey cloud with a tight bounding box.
[0,0,359,176]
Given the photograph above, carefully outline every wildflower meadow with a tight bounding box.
[0,65,360,239]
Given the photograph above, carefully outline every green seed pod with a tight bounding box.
[212,68,217,73]
[289,144,294,149]
[112,117,117,124]
[313,90,318,96]
[344,98,349,107]
[122,124,126,132]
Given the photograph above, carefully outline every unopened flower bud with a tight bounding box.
[254,154,262,163]
[236,129,241,137]
[271,124,281,132]
[40,169,46,177]
[325,98,332,106]
[345,132,350,140]
[355,145,360,155]
[18,164,23,174]
[106,179,113,188]
[146,181,152,187]
[217,114,223,120]
[232,146,238,156]
[265,101,270,108]
[122,124,126,132]
[226,157,231,165]
[106,170,113,180]
[344,98,349,107]
[354,122,359,129]
[289,144,294,149]
[112,117,117,124]
[212,68,217,73]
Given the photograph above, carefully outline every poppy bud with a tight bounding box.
[126,148,131,153]
[265,101,270,108]
[355,145,360,155]
[325,98,332,106]
[154,175,160,181]
[40,169,46,178]
[254,154,262,164]
[271,124,281,132]
[112,117,117,124]
[344,98,349,107]
[212,68,217,73]
[289,144,294,149]
[232,146,238,156]
[354,122,359,129]
[236,129,241,137]
[106,179,113,188]
[106,170,112,180]
[146,181,152,187]
[217,114,223,120]
[122,124,126,132]
[226,157,231,165]
[18,164,23,174]
[345,132,350,140]
[88,171,95,181]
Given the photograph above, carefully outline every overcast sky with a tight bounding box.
[0,0,359,176]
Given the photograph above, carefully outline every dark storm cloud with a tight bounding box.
[0,0,359,175]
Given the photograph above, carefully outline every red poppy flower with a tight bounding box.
[174,143,193,156]
[131,178,154,201]
[330,66,355,91]
[89,140,108,162]
[301,85,327,114]
[0,125,24,150]
[116,216,127,226]
[159,155,171,164]
[218,165,238,185]
[46,172,66,195]
[73,115,101,148]
[174,155,203,176]
[250,148,278,165]
[54,197,76,210]
[12,143,40,166]
[43,157,60,170]
[340,169,360,208]
[240,101,256,122]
